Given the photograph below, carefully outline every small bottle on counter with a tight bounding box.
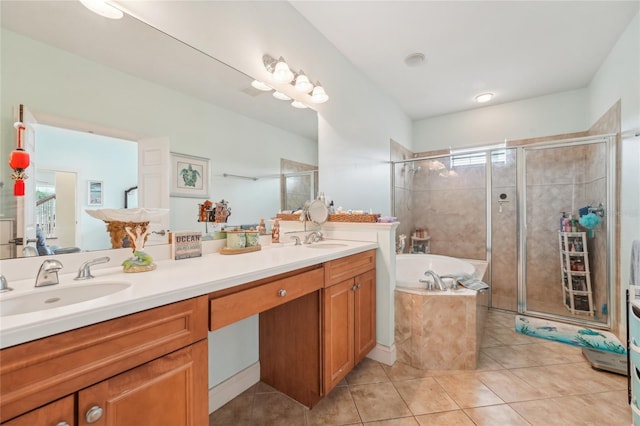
[271,219,280,243]
[257,218,266,235]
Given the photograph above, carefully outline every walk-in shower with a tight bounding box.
[391,134,616,328]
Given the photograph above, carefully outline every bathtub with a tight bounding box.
[396,254,475,291]
[394,254,489,370]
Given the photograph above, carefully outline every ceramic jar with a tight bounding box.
[226,230,246,249]
[245,230,260,247]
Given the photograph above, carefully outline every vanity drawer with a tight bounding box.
[209,268,324,331]
[324,250,376,287]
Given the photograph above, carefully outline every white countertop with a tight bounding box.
[0,240,377,349]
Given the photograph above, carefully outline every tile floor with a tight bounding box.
[209,310,631,425]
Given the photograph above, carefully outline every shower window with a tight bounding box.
[451,150,506,167]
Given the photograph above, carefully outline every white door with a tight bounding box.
[15,104,37,255]
[137,137,170,245]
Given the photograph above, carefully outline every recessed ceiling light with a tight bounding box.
[79,0,123,19]
[404,52,426,67]
[475,93,494,103]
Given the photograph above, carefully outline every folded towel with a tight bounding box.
[442,273,489,291]
[631,240,640,286]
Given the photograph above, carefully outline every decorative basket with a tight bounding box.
[328,213,380,223]
[276,213,301,221]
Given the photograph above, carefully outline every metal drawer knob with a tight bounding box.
[85,405,104,423]
[56,422,70,426]
[278,289,287,297]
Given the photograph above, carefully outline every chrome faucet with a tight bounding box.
[304,231,323,244]
[0,275,12,292]
[75,256,110,280]
[35,259,63,287]
[420,270,447,291]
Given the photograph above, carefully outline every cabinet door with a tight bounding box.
[323,278,355,393]
[4,395,75,426]
[77,340,208,426]
[354,269,377,364]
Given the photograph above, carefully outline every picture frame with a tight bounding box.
[170,152,210,198]
[88,180,104,206]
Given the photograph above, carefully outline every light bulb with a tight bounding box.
[273,57,294,83]
[310,83,329,104]
[273,91,291,101]
[291,100,308,109]
[251,80,272,91]
[294,71,314,93]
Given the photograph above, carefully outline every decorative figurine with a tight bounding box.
[122,224,156,272]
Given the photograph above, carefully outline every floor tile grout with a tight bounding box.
[210,310,631,426]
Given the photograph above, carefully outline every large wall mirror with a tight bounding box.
[0,1,318,259]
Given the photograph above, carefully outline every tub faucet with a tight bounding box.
[420,270,447,291]
[75,256,110,280]
[35,259,63,287]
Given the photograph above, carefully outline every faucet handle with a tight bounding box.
[0,275,12,293]
[41,259,63,271]
[75,256,110,280]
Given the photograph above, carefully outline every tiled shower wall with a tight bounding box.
[392,139,488,260]
[280,158,318,211]
[410,156,486,260]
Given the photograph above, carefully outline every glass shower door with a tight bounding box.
[521,139,611,326]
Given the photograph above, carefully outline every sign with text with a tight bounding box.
[171,231,202,260]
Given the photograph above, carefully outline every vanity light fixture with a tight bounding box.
[475,92,494,103]
[310,82,329,104]
[272,91,291,101]
[79,0,124,19]
[262,54,329,105]
[291,100,308,109]
[251,80,272,91]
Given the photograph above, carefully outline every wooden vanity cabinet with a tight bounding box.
[3,395,75,426]
[0,296,208,425]
[323,250,376,394]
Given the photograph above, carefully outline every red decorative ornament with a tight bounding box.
[9,122,29,197]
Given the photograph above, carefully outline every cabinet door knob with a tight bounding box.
[351,285,357,291]
[278,289,287,297]
[56,422,70,426]
[85,405,104,423]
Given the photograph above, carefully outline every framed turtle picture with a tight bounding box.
[170,152,210,198]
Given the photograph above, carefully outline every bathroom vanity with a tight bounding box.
[0,242,377,424]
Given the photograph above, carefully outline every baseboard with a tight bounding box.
[209,362,260,413]
[366,343,396,366]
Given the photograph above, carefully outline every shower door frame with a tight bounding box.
[516,134,617,329]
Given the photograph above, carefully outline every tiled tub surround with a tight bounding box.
[395,258,489,370]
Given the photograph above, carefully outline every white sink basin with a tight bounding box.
[0,282,131,316]
[305,243,349,249]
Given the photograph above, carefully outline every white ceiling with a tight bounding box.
[291,1,639,120]
[3,1,637,140]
